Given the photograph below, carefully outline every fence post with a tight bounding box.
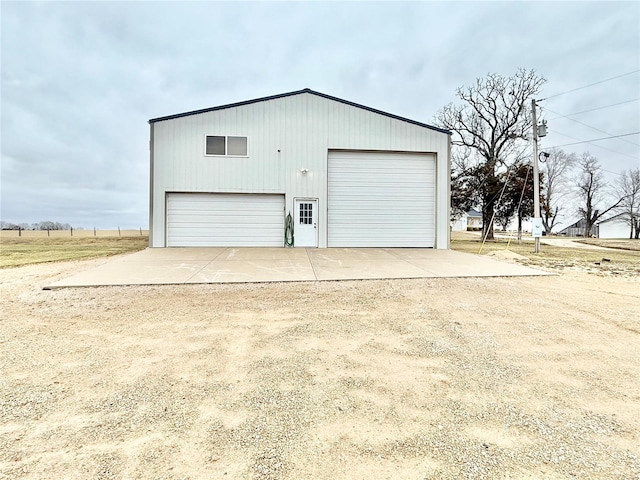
[140,227,142,236]
[19,227,22,237]
[71,227,73,237]
[94,227,96,237]
[118,227,121,237]
[47,229,50,237]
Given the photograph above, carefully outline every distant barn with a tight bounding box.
[558,219,598,237]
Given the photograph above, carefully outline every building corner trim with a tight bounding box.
[148,123,155,247]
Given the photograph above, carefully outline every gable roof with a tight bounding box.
[560,218,586,230]
[467,208,482,218]
[597,212,632,224]
[148,88,451,134]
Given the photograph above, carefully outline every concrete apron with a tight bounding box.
[44,248,551,289]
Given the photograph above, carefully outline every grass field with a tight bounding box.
[451,232,640,276]
[0,236,149,268]
[0,229,148,238]
[578,238,640,251]
[2,231,639,275]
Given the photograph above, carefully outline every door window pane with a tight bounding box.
[299,203,313,224]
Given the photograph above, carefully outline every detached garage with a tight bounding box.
[148,89,451,248]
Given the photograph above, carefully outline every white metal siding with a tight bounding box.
[166,193,284,247]
[599,219,631,238]
[151,92,450,248]
[328,151,435,247]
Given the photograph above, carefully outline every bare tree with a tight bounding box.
[540,147,577,233]
[614,168,640,238]
[0,221,19,230]
[36,221,71,230]
[436,69,545,240]
[575,152,625,237]
[450,147,478,222]
[37,221,57,231]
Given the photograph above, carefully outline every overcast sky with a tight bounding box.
[2,1,639,229]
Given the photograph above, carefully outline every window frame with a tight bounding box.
[204,135,249,157]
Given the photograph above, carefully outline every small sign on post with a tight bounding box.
[532,218,543,238]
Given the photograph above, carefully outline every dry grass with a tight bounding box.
[0,236,149,268]
[2,230,638,274]
[0,229,148,239]
[578,238,640,251]
[451,232,640,276]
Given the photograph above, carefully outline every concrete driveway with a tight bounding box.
[45,248,550,288]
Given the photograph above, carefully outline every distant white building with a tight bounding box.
[451,209,482,231]
[148,89,452,248]
[597,213,632,239]
[451,215,467,232]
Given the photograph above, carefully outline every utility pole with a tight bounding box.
[532,98,541,253]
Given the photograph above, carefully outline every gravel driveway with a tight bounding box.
[1,259,639,479]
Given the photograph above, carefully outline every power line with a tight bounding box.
[542,107,640,147]
[546,131,640,150]
[554,131,639,144]
[546,98,640,119]
[547,129,626,155]
[540,70,640,101]
[601,168,626,177]
[544,132,638,176]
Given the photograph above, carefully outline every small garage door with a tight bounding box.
[166,193,284,247]
[328,151,435,247]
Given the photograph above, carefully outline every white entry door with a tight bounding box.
[294,199,318,247]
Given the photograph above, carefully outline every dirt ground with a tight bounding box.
[1,258,639,479]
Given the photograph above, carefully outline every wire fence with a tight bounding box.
[0,228,149,238]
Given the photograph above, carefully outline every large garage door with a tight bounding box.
[328,151,435,247]
[166,193,284,247]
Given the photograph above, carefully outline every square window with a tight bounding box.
[299,203,313,224]
[227,136,248,156]
[206,136,225,155]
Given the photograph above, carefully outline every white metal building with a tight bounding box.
[598,214,632,238]
[451,209,482,232]
[148,89,451,248]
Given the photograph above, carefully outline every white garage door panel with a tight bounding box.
[328,151,435,247]
[167,193,284,247]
